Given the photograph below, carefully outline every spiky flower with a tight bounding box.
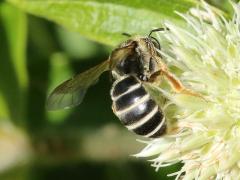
[136,2,240,179]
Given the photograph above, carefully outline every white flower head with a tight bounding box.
[136,2,240,179]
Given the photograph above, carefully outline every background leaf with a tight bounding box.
[206,0,236,16]
[0,3,28,124]
[8,0,196,46]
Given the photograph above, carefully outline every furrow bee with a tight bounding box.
[46,28,194,138]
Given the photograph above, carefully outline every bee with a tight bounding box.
[46,28,194,138]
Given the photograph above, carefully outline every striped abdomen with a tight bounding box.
[110,75,166,138]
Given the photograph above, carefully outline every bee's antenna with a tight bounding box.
[122,32,131,37]
[150,36,161,50]
[148,27,169,37]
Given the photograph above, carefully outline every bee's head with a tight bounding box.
[110,28,167,80]
[120,28,167,51]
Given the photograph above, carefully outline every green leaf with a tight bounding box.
[206,0,235,16]
[1,3,28,90]
[0,93,10,119]
[7,0,196,46]
[56,27,101,60]
[0,3,28,124]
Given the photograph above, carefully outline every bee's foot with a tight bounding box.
[179,88,207,101]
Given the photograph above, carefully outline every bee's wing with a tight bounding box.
[46,60,110,111]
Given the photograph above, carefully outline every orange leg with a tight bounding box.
[151,57,204,99]
[161,69,204,98]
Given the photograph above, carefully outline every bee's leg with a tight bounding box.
[109,72,114,83]
[148,57,168,83]
[161,69,205,98]
[160,69,184,93]
[112,104,117,114]
[148,71,162,83]
[150,59,204,98]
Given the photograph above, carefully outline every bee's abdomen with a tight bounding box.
[111,75,166,138]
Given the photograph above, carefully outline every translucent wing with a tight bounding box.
[46,60,110,111]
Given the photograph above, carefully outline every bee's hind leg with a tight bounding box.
[162,69,205,99]
[149,66,204,99]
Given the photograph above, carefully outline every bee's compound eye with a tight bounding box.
[149,58,156,72]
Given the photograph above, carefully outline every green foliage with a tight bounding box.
[0,3,28,124]
[206,0,236,15]
[8,0,196,46]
